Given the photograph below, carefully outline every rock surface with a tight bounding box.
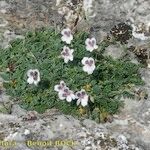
[0,0,150,150]
[92,0,150,39]
[0,101,143,150]
[103,44,126,59]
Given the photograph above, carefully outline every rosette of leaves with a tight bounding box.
[0,28,143,122]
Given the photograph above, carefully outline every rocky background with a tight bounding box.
[0,0,150,149]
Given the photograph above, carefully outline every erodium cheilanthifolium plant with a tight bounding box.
[0,28,143,123]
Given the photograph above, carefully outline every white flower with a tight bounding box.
[54,80,66,93]
[85,37,98,52]
[75,89,89,107]
[61,46,74,63]
[58,87,76,102]
[81,57,96,74]
[27,69,40,85]
[61,28,73,44]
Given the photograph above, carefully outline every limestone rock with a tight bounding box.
[11,104,27,118]
[104,45,126,59]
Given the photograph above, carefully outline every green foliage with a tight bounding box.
[0,28,144,122]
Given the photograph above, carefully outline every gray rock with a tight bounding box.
[50,115,81,132]
[103,44,126,59]
[5,132,25,141]
[105,97,150,150]
[127,51,140,65]
[139,68,150,87]
[0,1,9,8]
[11,104,27,117]
[82,119,98,128]
[62,146,72,150]
[0,114,20,123]
[0,94,10,103]
[92,0,150,31]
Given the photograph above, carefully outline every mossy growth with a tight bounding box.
[0,28,144,122]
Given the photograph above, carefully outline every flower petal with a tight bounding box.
[54,85,60,92]
[87,67,95,74]
[66,96,72,102]
[81,57,88,65]
[70,49,74,53]
[65,37,72,44]
[33,69,40,75]
[60,80,66,87]
[91,37,96,43]
[61,28,71,36]
[61,36,67,42]
[94,45,98,49]
[58,92,66,100]
[34,80,39,86]
[71,93,76,100]
[81,95,89,107]
[83,64,95,74]
[85,38,90,45]
[83,65,88,72]
[69,55,73,61]
[86,45,94,52]
[75,91,81,98]
[64,57,69,63]
[27,77,34,84]
[27,69,33,77]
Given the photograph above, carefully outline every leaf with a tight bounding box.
[0,72,10,81]
[92,85,101,94]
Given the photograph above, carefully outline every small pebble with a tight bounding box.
[24,129,30,135]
